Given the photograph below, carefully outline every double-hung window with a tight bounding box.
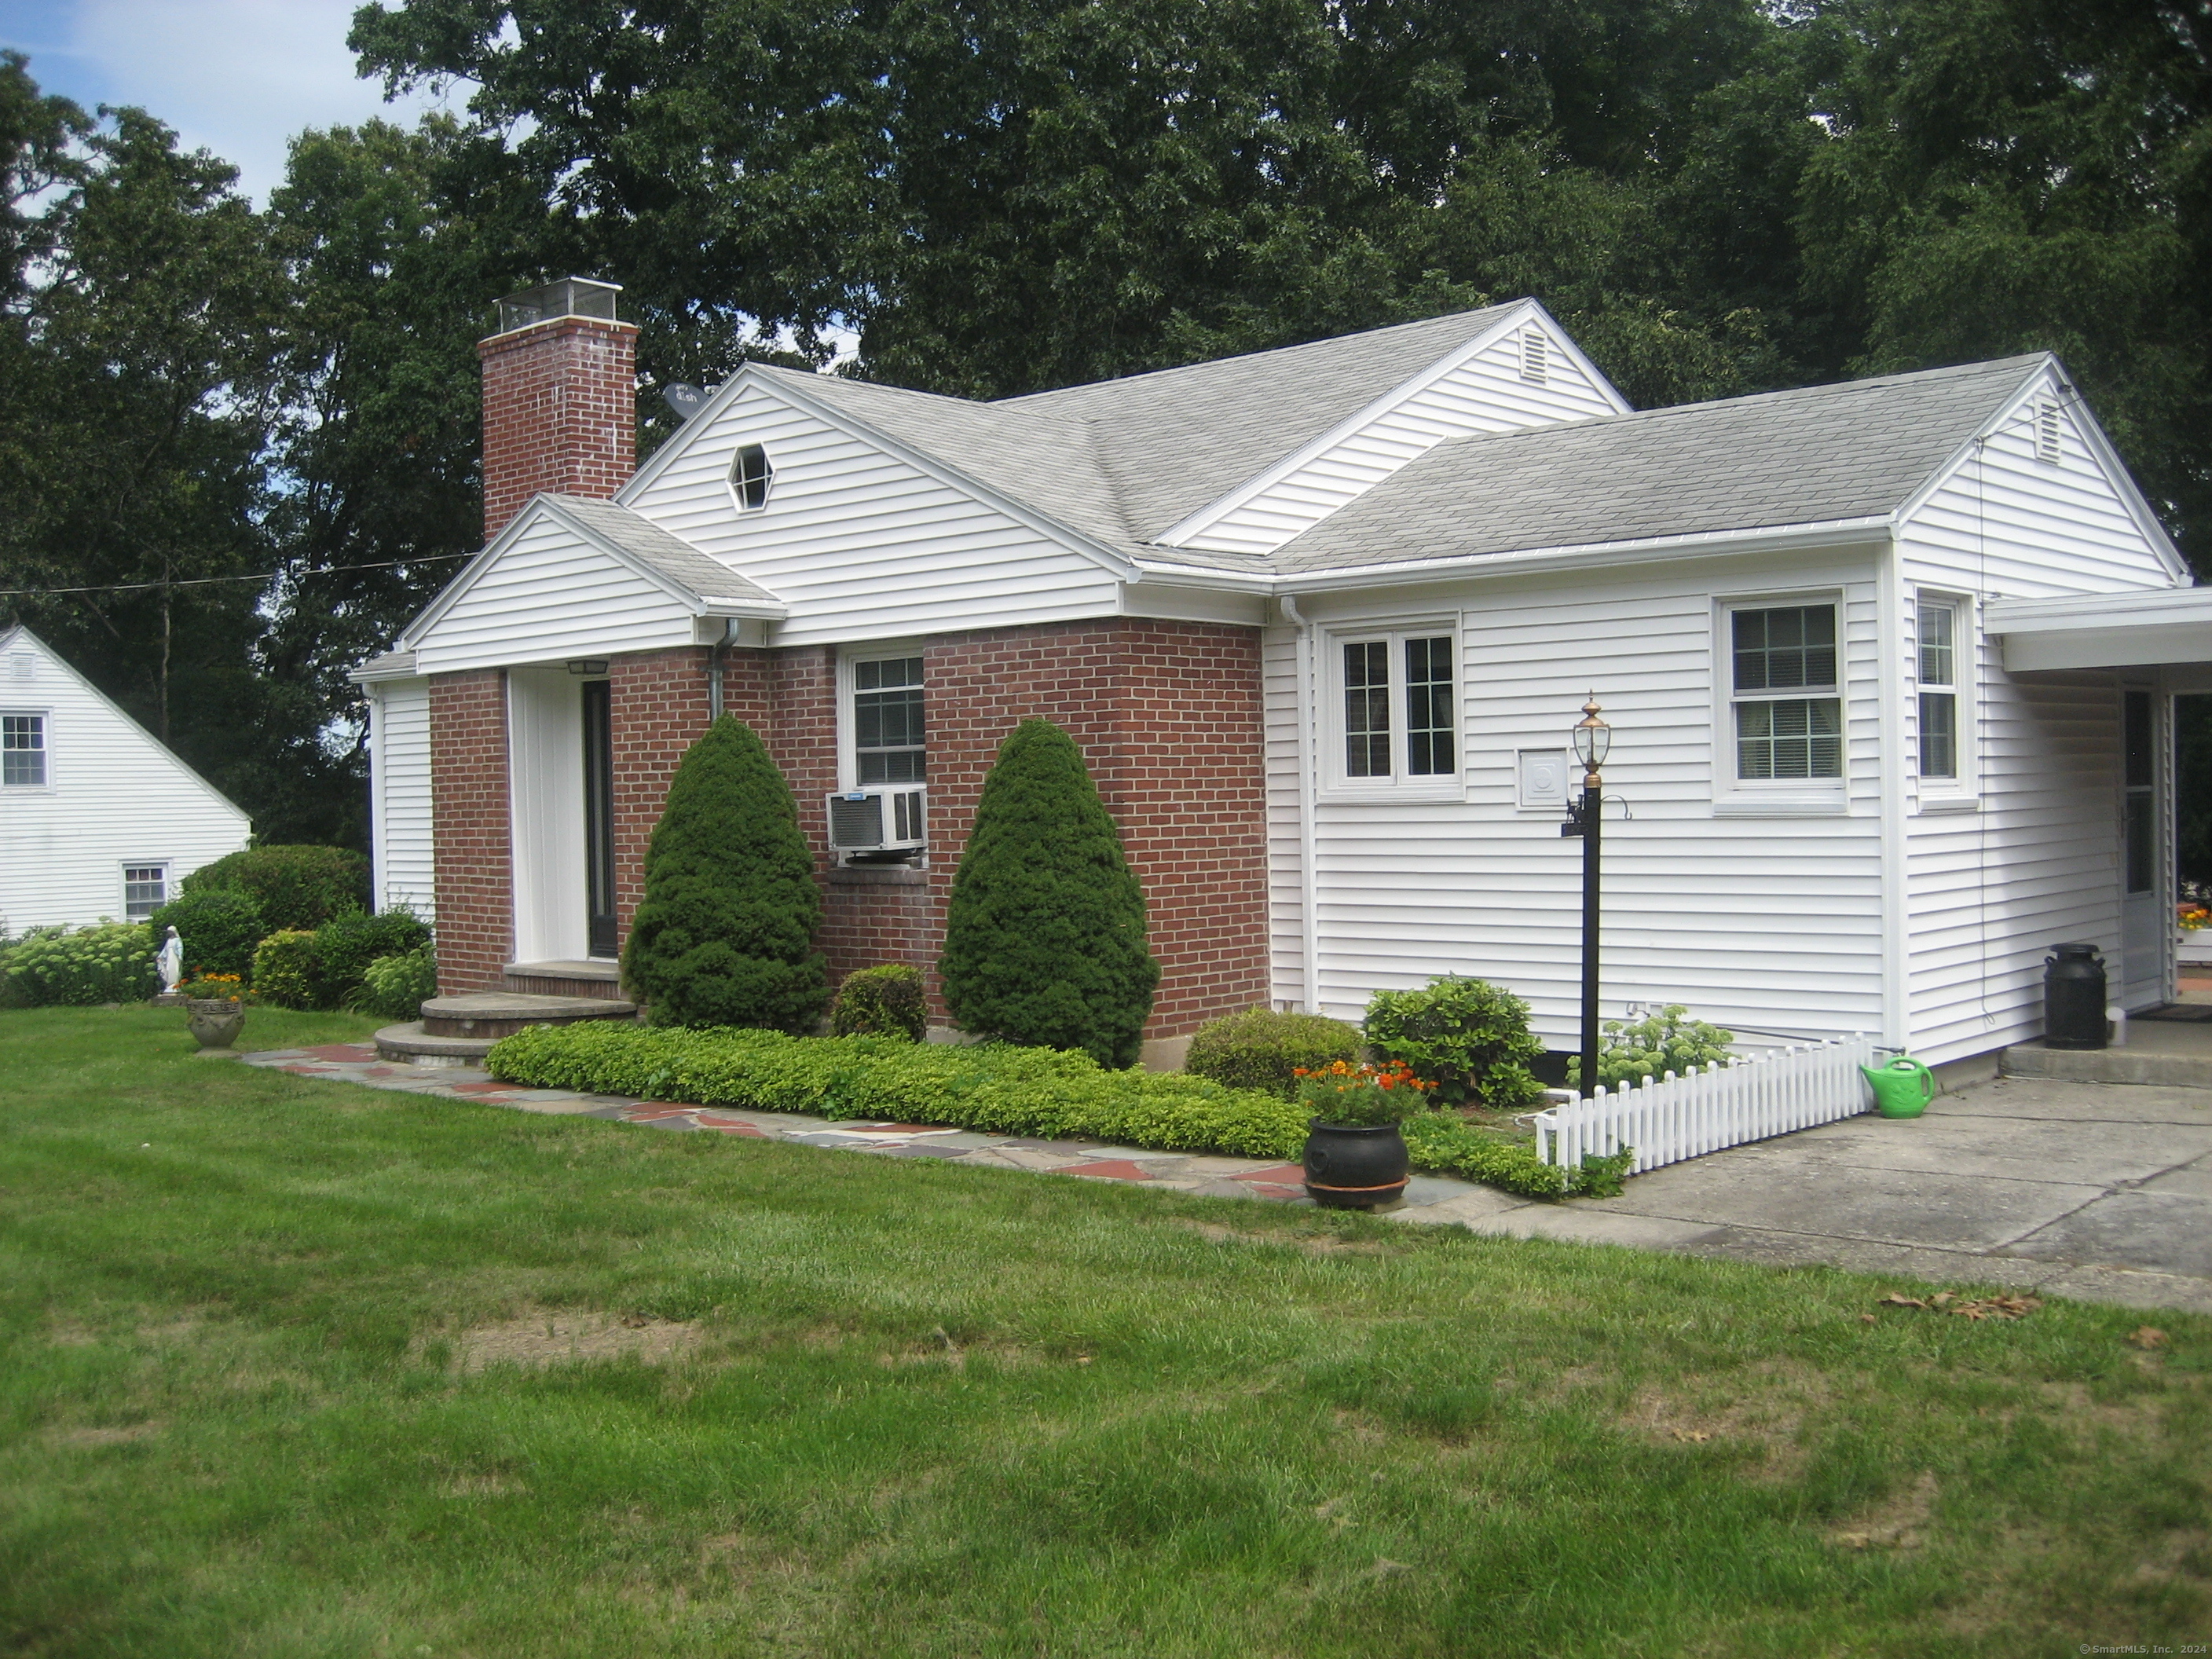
[1917,599,1958,782]
[2,712,45,786]
[123,865,167,921]
[1335,631,1457,789]
[1727,602,1843,793]
[851,657,924,785]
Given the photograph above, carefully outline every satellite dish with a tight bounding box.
[662,383,707,421]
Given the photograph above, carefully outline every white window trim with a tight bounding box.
[726,442,775,513]
[122,861,170,922]
[1712,591,1850,816]
[1319,620,1464,800]
[837,643,928,793]
[1910,588,1978,811]
[1,706,53,790]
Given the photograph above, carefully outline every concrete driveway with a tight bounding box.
[1393,1074,2212,1314]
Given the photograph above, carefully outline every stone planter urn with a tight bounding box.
[186,998,247,1054]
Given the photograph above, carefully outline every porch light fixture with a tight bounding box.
[1561,694,1610,1097]
[566,659,610,676]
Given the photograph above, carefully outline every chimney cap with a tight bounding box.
[491,276,624,337]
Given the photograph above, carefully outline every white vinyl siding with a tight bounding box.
[1175,314,1622,557]
[1268,551,1888,1047]
[0,629,251,933]
[411,514,702,676]
[1898,367,2184,1061]
[625,384,1120,647]
[367,677,434,921]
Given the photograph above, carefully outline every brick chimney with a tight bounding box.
[477,277,640,542]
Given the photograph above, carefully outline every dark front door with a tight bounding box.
[582,679,617,959]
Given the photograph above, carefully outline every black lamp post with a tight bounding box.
[1560,695,1611,1097]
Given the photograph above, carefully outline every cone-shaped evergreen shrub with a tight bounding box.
[939,719,1159,1068]
[621,716,828,1031]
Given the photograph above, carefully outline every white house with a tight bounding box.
[0,625,251,933]
[357,280,2212,1069]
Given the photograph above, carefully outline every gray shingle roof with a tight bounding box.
[1254,354,2048,574]
[546,495,781,606]
[998,305,1525,540]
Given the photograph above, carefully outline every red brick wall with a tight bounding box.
[476,316,639,541]
[428,670,513,994]
[608,648,714,943]
[423,621,1270,1040]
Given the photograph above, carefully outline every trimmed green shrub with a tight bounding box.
[251,930,320,1009]
[1364,976,1547,1111]
[1566,1005,1736,1090]
[148,889,265,982]
[0,923,157,1005]
[1185,1007,1361,1097]
[354,946,438,1021]
[830,964,927,1041]
[312,908,431,1007]
[486,1023,1628,1198]
[182,845,369,932]
[621,716,828,1032]
[939,720,1159,1068]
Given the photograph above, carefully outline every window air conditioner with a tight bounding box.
[826,786,926,861]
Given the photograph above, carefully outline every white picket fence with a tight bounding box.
[1532,1034,1878,1175]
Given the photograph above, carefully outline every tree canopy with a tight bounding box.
[4,0,2211,850]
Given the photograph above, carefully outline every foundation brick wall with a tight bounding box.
[476,316,640,540]
[428,670,514,994]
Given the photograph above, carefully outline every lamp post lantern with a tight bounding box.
[1561,694,1611,1097]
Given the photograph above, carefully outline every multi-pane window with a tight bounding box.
[1917,601,1957,780]
[1342,635,1455,783]
[731,443,774,510]
[1730,605,1842,781]
[853,657,924,784]
[123,866,167,921]
[2,713,44,786]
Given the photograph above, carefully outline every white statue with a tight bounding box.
[157,926,184,993]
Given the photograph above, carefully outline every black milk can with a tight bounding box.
[2043,943,2108,1050]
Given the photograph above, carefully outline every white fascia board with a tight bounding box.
[1988,588,2212,669]
[0,624,251,827]
[1153,299,1632,551]
[348,651,420,686]
[1896,355,2191,585]
[620,364,1141,585]
[1132,515,1896,595]
[1988,588,2212,630]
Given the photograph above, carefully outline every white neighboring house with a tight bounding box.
[0,625,251,933]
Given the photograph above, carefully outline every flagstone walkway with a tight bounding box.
[240,1042,1492,1210]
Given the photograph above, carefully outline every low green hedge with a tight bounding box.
[487,1024,1624,1198]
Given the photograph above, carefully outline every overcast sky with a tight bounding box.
[0,0,451,203]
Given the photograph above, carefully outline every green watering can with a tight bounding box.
[1860,1055,1936,1119]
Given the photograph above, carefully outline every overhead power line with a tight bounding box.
[0,553,471,599]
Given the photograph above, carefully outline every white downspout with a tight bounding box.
[1280,594,1323,1013]
[1877,532,1910,1049]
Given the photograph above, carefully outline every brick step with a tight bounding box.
[502,959,625,999]
[420,991,636,1041]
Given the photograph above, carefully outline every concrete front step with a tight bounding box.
[2001,1026,2212,1089]
[420,991,636,1040]
[503,959,625,999]
[375,1022,499,1068]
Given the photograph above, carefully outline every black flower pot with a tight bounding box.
[1302,1119,1411,1209]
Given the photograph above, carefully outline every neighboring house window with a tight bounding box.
[123,865,167,921]
[1729,603,1841,782]
[2,712,45,786]
[1335,632,1456,786]
[1917,599,1958,780]
[852,656,924,784]
[731,443,775,510]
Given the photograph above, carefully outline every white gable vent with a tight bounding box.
[1519,328,1549,386]
[2035,399,2063,464]
[730,442,775,510]
[9,651,31,682]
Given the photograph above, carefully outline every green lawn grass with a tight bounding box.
[1,1005,2206,1657]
